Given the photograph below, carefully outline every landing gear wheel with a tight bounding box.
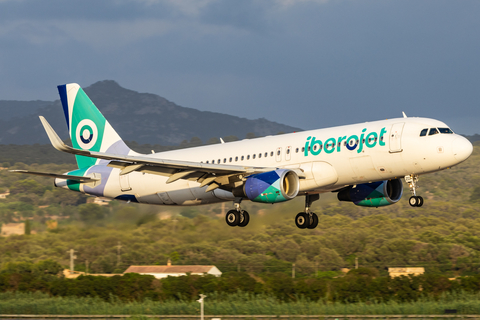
[416,196,424,207]
[405,174,425,208]
[295,212,310,229]
[226,210,240,226]
[307,213,318,229]
[238,211,250,227]
[409,196,418,207]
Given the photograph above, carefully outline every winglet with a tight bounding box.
[39,116,90,156]
[402,112,407,118]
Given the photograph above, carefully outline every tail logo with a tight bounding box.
[75,119,98,150]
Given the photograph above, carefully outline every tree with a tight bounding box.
[24,220,31,235]
[77,204,107,222]
[9,179,45,196]
[470,186,480,202]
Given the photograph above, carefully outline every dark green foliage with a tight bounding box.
[8,260,480,305]
[10,179,45,196]
[24,220,31,235]
[77,204,107,222]
[470,186,480,202]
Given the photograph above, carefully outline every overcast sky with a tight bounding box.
[0,0,479,134]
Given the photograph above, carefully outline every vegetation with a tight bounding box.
[0,143,478,313]
[5,260,480,314]
[2,291,480,315]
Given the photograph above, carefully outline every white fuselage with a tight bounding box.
[57,117,472,205]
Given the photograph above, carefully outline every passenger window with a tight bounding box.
[247,155,250,160]
[223,158,227,163]
[270,151,274,156]
[253,154,256,159]
[259,153,262,158]
[235,156,238,161]
[438,127,454,134]
[241,156,244,161]
[429,128,439,136]
[302,147,305,152]
[264,152,268,157]
[277,150,281,156]
[212,160,214,164]
[287,149,290,154]
[295,148,299,153]
[420,128,428,137]
[206,161,209,164]
[218,159,221,164]
[313,145,318,151]
[229,157,232,162]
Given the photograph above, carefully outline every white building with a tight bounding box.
[124,264,222,279]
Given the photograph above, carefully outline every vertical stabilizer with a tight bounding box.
[57,83,133,169]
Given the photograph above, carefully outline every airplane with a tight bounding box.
[11,83,473,229]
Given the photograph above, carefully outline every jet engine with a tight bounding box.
[337,179,403,207]
[238,169,300,203]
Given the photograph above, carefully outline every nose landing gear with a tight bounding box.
[405,174,424,207]
[295,194,319,229]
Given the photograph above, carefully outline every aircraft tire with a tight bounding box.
[226,210,240,227]
[295,212,309,229]
[238,211,250,227]
[409,196,418,207]
[307,213,318,229]
[417,196,424,207]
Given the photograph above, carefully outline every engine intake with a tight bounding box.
[240,169,300,203]
[337,179,403,207]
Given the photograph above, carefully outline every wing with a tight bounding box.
[38,116,278,191]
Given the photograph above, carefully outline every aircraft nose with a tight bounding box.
[452,136,473,162]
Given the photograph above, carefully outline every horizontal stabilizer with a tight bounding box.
[10,170,99,182]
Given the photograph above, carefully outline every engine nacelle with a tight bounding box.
[242,169,300,203]
[337,179,403,207]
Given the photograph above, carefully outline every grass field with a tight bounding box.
[1,291,480,315]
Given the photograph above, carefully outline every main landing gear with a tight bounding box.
[405,174,424,207]
[225,199,250,227]
[295,194,320,229]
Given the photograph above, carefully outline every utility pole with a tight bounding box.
[355,257,359,269]
[67,249,77,275]
[197,294,206,320]
[292,263,295,279]
[116,241,122,267]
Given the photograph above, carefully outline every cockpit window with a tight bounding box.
[420,128,428,137]
[429,128,439,136]
[438,127,454,134]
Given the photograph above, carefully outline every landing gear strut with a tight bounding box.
[225,198,250,227]
[295,194,319,229]
[405,174,424,207]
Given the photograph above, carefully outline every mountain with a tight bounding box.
[0,100,52,120]
[0,80,301,145]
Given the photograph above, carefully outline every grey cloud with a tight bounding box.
[0,0,479,134]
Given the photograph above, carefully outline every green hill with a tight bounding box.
[0,143,478,277]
